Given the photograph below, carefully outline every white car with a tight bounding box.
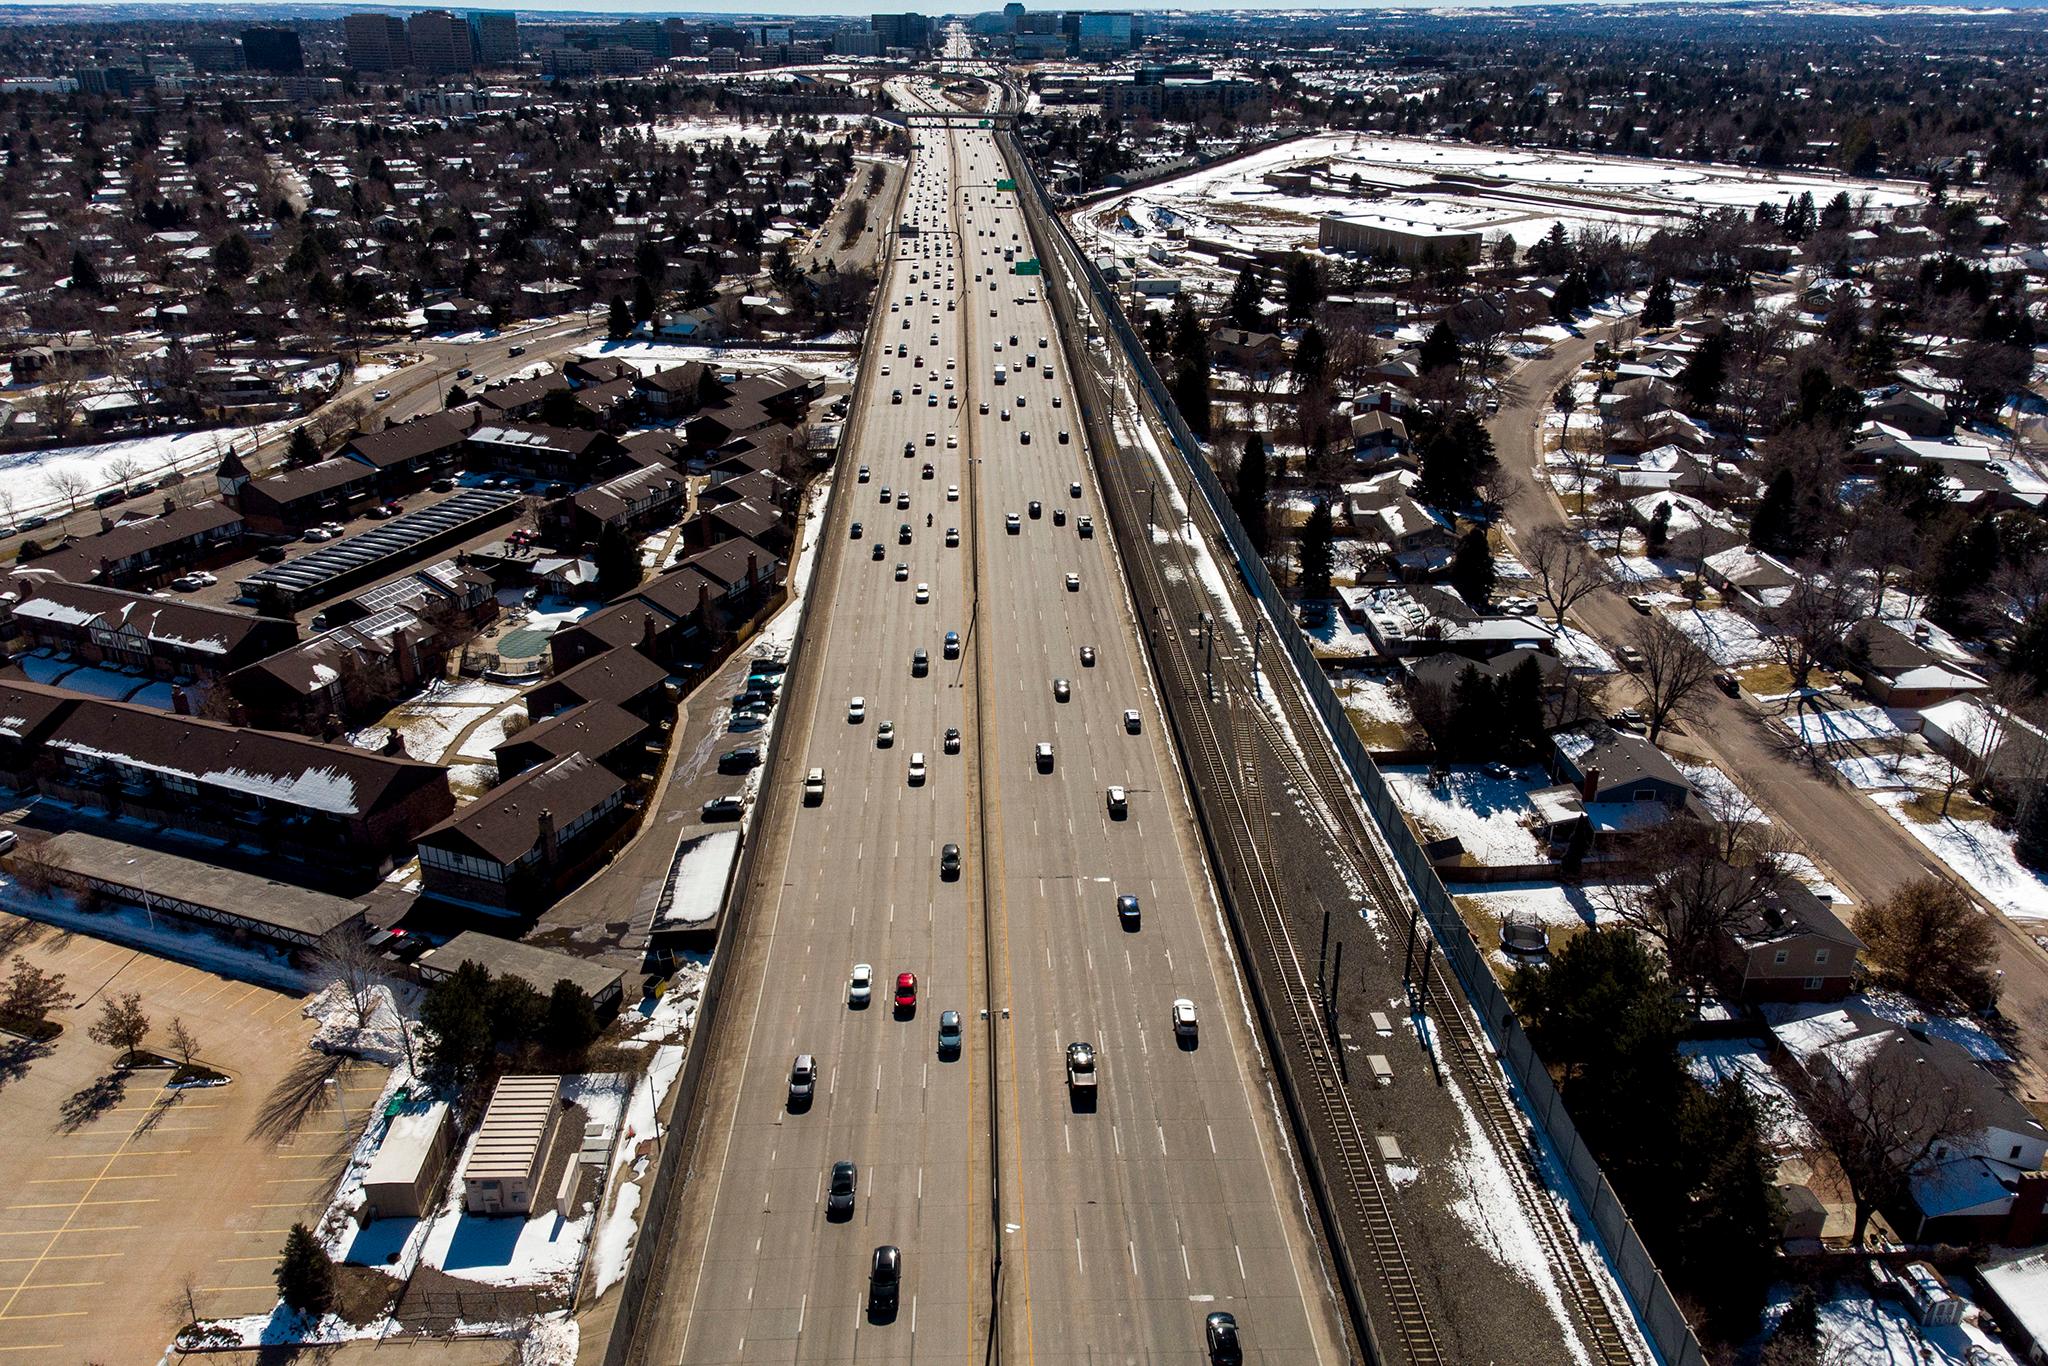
[848,696,866,723]
[1065,573,1080,592]
[878,720,896,747]
[946,433,958,448]
[303,528,334,542]
[915,582,930,604]
[947,484,960,501]
[1107,785,1128,817]
[908,752,927,785]
[1123,709,1142,734]
[1172,999,1197,1038]
[849,964,874,1007]
[372,388,391,401]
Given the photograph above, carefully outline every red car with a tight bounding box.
[895,972,918,1013]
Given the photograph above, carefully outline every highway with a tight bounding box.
[648,81,1342,1365]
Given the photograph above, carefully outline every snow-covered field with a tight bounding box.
[1782,705,1903,748]
[574,340,856,387]
[2,422,286,517]
[1384,765,1547,864]
[1763,1284,2016,1366]
[1449,880,1624,930]
[1667,607,1775,667]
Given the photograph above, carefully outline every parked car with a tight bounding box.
[700,795,745,821]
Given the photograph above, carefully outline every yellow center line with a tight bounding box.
[0,1342,62,1351]
[0,1256,115,1265]
[0,1311,87,1322]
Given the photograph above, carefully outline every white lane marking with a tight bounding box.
[1235,1244,1246,1281]
[1158,1123,1167,1155]
[1129,1240,1138,1276]
[797,1293,807,1335]
[1208,1124,1217,1155]
[1182,1244,1191,1281]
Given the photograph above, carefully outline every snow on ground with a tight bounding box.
[1763,1285,2016,1366]
[1869,789,2048,922]
[0,878,312,992]
[1677,1039,1814,1151]
[1301,604,1379,658]
[625,959,707,1046]
[1677,761,1764,822]
[1551,624,1618,673]
[2,422,288,516]
[520,1316,579,1366]
[1449,880,1627,929]
[1833,750,1952,791]
[1667,607,1775,666]
[303,981,418,1067]
[1782,705,1903,747]
[1383,766,1546,864]
[574,339,855,387]
[589,1044,686,1297]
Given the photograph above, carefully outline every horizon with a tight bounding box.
[1,0,2044,16]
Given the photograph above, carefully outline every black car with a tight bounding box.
[717,747,761,774]
[940,842,961,879]
[827,1161,857,1220]
[1205,1312,1243,1366]
[701,796,745,821]
[869,1245,901,1313]
[851,522,864,540]
[1117,894,1141,930]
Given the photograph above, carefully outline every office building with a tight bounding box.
[187,38,244,73]
[407,9,475,76]
[1076,11,1135,54]
[345,13,410,72]
[870,12,932,51]
[240,26,305,72]
[468,11,518,65]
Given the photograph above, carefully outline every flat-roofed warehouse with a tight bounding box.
[461,1073,568,1216]
[1318,208,1486,263]
[26,829,369,952]
[361,1099,453,1221]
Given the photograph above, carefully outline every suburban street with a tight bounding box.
[1490,334,2048,1101]
[634,90,1341,1366]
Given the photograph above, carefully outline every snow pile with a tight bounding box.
[304,981,415,1066]
[1678,1040,1814,1151]
[1669,607,1775,666]
[1383,766,1546,865]
[520,1316,579,1366]
[626,962,707,1046]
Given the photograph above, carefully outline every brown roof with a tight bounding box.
[529,645,668,713]
[494,699,646,770]
[0,678,75,743]
[346,410,478,469]
[34,502,244,583]
[632,566,720,622]
[416,753,624,865]
[12,580,295,661]
[246,457,376,506]
[682,537,775,592]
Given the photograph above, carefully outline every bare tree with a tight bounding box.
[1632,613,1717,742]
[165,1017,200,1070]
[1792,1029,1983,1246]
[1770,567,1867,702]
[86,991,151,1062]
[31,363,88,442]
[105,453,142,492]
[1600,815,1787,994]
[313,929,387,1032]
[1524,523,1608,626]
[43,466,89,514]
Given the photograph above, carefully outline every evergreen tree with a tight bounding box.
[595,522,642,598]
[1499,654,1546,755]
[681,265,714,309]
[1641,276,1676,331]
[1646,501,1672,556]
[1678,330,1730,411]
[632,275,658,325]
[1298,499,1335,602]
[212,229,255,281]
[1749,469,1798,556]
[286,427,320,468]
[445,383,469,409]
[1927,517,2000,627]
[1170,359,1212,440]
[1418,319,1460,374]
[1223,264,1262,331]
[68,247,102,293]
[2009,601,2048,694]
[1292,324,1327,389]
[1417,412,1497,512]
[541,979,601,1056]
[1667,1079,1782,1336]
[275,1223,334,1317]
[1232,431,1270,555]
[421,960,494,1086]
[608,294,634,341]
[2015,782,2048,869]
[1449,528,1495,609]
[1446,663,1499,759]
[1283,252,1322,322]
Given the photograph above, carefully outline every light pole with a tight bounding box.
[323,1075,347,1132]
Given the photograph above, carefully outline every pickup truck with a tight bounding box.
[1066,1041,1097,1096]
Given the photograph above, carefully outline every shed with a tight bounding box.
[461,1074,565,1216]
[361,1101,452,1221]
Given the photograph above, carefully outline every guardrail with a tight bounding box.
[1003,134,1705,1366]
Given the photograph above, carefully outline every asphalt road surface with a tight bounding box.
[654,91,1342,1365]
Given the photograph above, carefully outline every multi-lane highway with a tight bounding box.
[645,84,1343,1365]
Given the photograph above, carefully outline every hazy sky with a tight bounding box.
[0,0,1674,12]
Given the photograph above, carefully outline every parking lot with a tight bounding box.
[0,914,386,1362]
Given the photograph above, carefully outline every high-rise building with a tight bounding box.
[1003,2,1025,30]
[870,13,932,51]
[240,26,305,73]
[1075,11,1134,54]
[832,26,881,56]
[187,37,245,73]
[407,10,475,76]
[344,14,410,72]
[612,22,669,58]
[467,12,518,66]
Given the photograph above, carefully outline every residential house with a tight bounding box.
[1702,546,1798,611]
[6,578,297,684]
[1719,871,1864,1002]
[340,409,477,487]
[492,698,650,779]
[1842,619,1987,708]
[466,423,623,482]
[223,455,380,534]
[226,611,442,736]
[32,501,246,588]
[1549,720,1697,811]
[415,752,629,914]
[0,679,74,791]
[548,463,687,544]
[526,644,671,721]
[473,372,571,423]
[1349,409,1410,462]
[1210,327,1284,375]
[634,361,723,417]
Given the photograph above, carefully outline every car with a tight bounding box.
[858,465,871,483]
[938,1010,963,1054]
[848,964,873,1007]
[1006,514,1021,534]
[895,971,918,1012]
[373,388,392,401]
[1079,646,1096,667]
[1617,645,1647,671]
[1000,408,1010,422]
[895,559,911,580]
[1035,741,1054,772]
[1106,785,1128,818]
[897,491,911,510]
[1029,501,1042,519]
[718,747,761,774]
[915,582,930,604]
[1066,1041,1097,1096]
[1715,669,1741,697]
[947,483,960,500]
[946,527,960,547]
[980,401,990,414]
[789,1054,817,1109]
[1205,1312,1242,1365]
[869,1245,901,1313]
[1065,573,1080,592]
[507,344,526,357]
[1117,893,1141,929]
[908,752,927,785]
[912,648,929,676]
[429,477,455,494]
[944,630,961,658]
[850,521,864,540]
[944,727,961,754]
[1020,430,1031,445]
[803,767,826,804]
[1122,709,1143,735]
[880,485,893,503]
[892,390,903,404]
[878,720,896,748]
[701,795,745,821]
[1628,595,1653,615]
[946,434,958,449]
[826,1160,859,1219]
[456,367,473,379]
[303,527,334,542]
[940,842,961,879]
[1070,481,1082,498]
[872,542,887,560]
[848,696,866,723]
[1053,678,1070,702]
[1078,516,1094,538]
[1053,507,1066,526]
[1052,394,1063,408]
[1172,998,1198,1038]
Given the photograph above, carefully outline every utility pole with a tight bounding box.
[1252,618,1264,699]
